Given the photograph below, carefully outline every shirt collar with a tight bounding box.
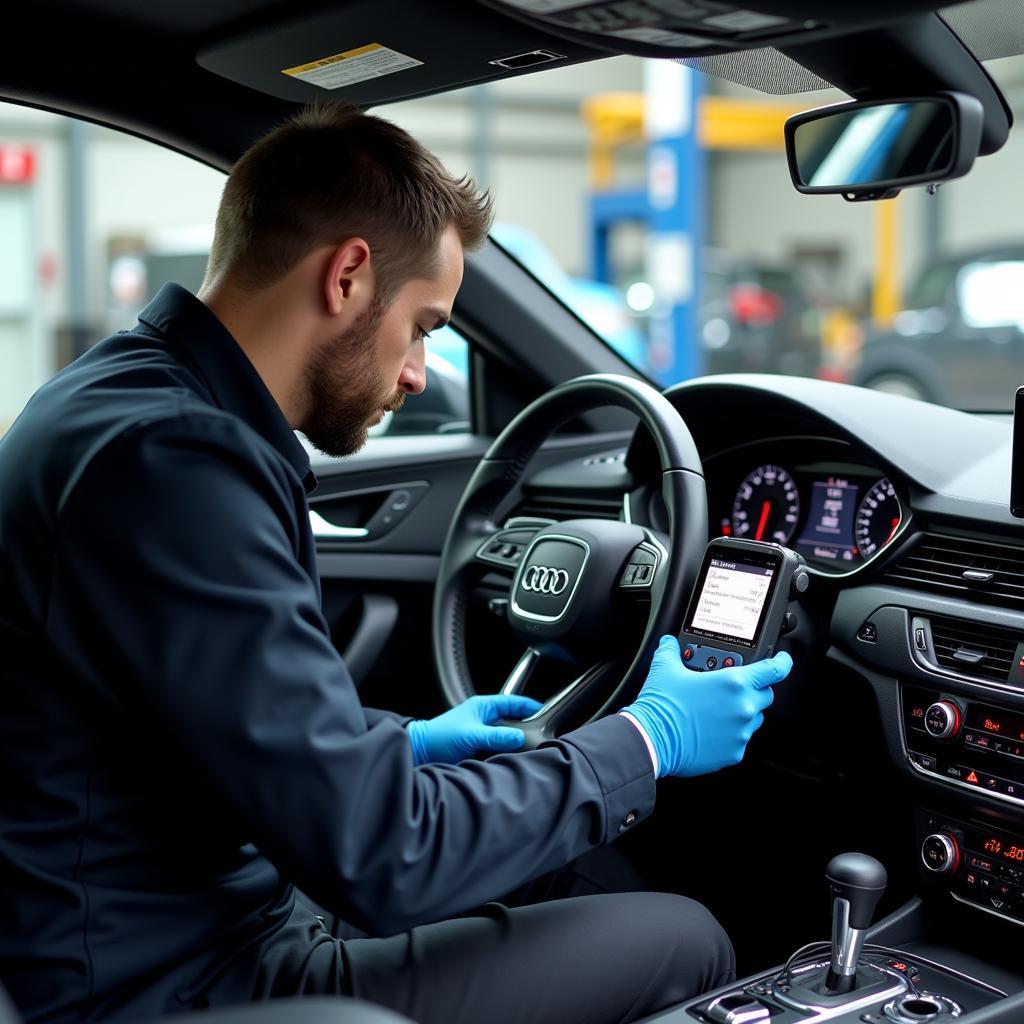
[138,284,316,494]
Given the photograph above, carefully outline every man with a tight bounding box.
[0,103,791,1024]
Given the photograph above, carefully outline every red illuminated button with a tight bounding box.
[723,657,735,668]
[683,647,694,661]
[966,770,980,784]
[969,854,995,873]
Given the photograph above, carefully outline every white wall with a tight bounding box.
[385,56,646,276]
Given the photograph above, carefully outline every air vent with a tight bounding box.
[929,616,1022,683]
[515,494,622,522]
[886,534,1024,609]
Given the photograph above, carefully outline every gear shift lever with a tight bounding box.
[824,852,887,994]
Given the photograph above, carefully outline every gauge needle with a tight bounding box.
[754,500,771,542]
[885,517,900,545]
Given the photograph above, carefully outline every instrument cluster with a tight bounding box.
[708,439,906,573]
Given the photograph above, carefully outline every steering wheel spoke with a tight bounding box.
[522,659,621,741]
[500,647,542,695]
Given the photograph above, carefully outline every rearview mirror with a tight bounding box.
[784,93,984,201]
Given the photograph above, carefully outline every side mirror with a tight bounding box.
[784,92,984,201]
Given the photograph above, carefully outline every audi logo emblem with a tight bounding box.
[521,565,571,596]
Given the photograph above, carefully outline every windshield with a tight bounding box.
[384,52,1024,412]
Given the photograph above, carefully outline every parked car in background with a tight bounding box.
[698,248,828,378]
[851,244,1024,409]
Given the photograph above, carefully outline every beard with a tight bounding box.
[300,297,406,457]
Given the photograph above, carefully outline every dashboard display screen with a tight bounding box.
[686,551,780,646]
[795,477,859,563]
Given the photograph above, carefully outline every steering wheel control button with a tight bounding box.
[924,701,961,740]
[477,527,540,568]
[619,545,659,590]
[921,833,960,874]
[857,621,878,643]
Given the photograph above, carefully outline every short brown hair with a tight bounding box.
[205,102,493,302]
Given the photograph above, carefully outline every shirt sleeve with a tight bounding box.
[47,415,656,936]
[364,707,413,729]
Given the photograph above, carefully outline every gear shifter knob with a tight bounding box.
[825,852,887,993]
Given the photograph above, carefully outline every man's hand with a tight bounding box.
[407,694,544,765]
[620,635,792,778]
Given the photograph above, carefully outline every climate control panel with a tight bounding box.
[918,810,1024,924]
[902,684,1024,805]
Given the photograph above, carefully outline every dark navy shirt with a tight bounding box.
[0,284,655,1022]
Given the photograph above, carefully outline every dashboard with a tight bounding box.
[527,374,1024,935]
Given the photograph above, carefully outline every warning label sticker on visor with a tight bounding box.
[282,43,422,90]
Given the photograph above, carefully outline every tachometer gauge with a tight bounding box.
[732,464,801,544]
[855,478,903,557]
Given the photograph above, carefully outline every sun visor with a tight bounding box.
[197,0,604,106]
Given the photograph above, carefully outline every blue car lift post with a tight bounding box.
[587,65,705,388]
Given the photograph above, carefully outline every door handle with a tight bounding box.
[309,510,370,540]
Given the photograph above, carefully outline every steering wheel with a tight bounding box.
[432,374,708,746]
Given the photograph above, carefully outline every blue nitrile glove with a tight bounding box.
[621,635,792,778]
[407,694,544,765]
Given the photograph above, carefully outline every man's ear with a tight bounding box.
[323,238,372,316]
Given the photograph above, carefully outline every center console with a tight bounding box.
[639,853,1012,1024]
[632,664,1024,1024]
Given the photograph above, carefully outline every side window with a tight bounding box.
[370,324,471,437]
[0,103,470,442]
[0,105,224,436]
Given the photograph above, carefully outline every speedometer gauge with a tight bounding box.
[855,478,903,557]
[732,464,800,544]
